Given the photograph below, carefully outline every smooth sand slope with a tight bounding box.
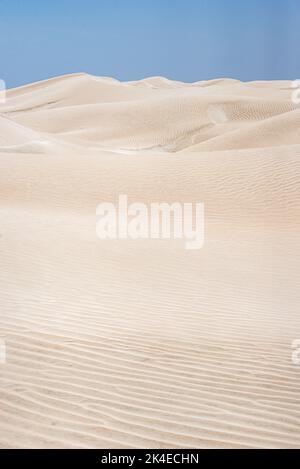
[1,74,300,448]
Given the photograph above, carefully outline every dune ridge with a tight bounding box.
[0,74,300,448]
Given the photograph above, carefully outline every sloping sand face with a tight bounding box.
[0,74,300,448]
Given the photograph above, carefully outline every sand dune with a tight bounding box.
[0,74,300,448]
[4,74,298,153]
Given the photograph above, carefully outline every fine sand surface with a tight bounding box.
[1,74,300,448]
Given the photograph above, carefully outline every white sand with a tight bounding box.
[0,74,300,448]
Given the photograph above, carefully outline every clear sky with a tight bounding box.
[0,0,299,88]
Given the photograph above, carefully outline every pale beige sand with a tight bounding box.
[1,74,300,448]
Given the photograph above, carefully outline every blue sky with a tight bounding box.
[0,0,299,88]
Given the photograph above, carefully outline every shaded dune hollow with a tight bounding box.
[0,74,300,448]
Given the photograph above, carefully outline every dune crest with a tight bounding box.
[1,74,298,153]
